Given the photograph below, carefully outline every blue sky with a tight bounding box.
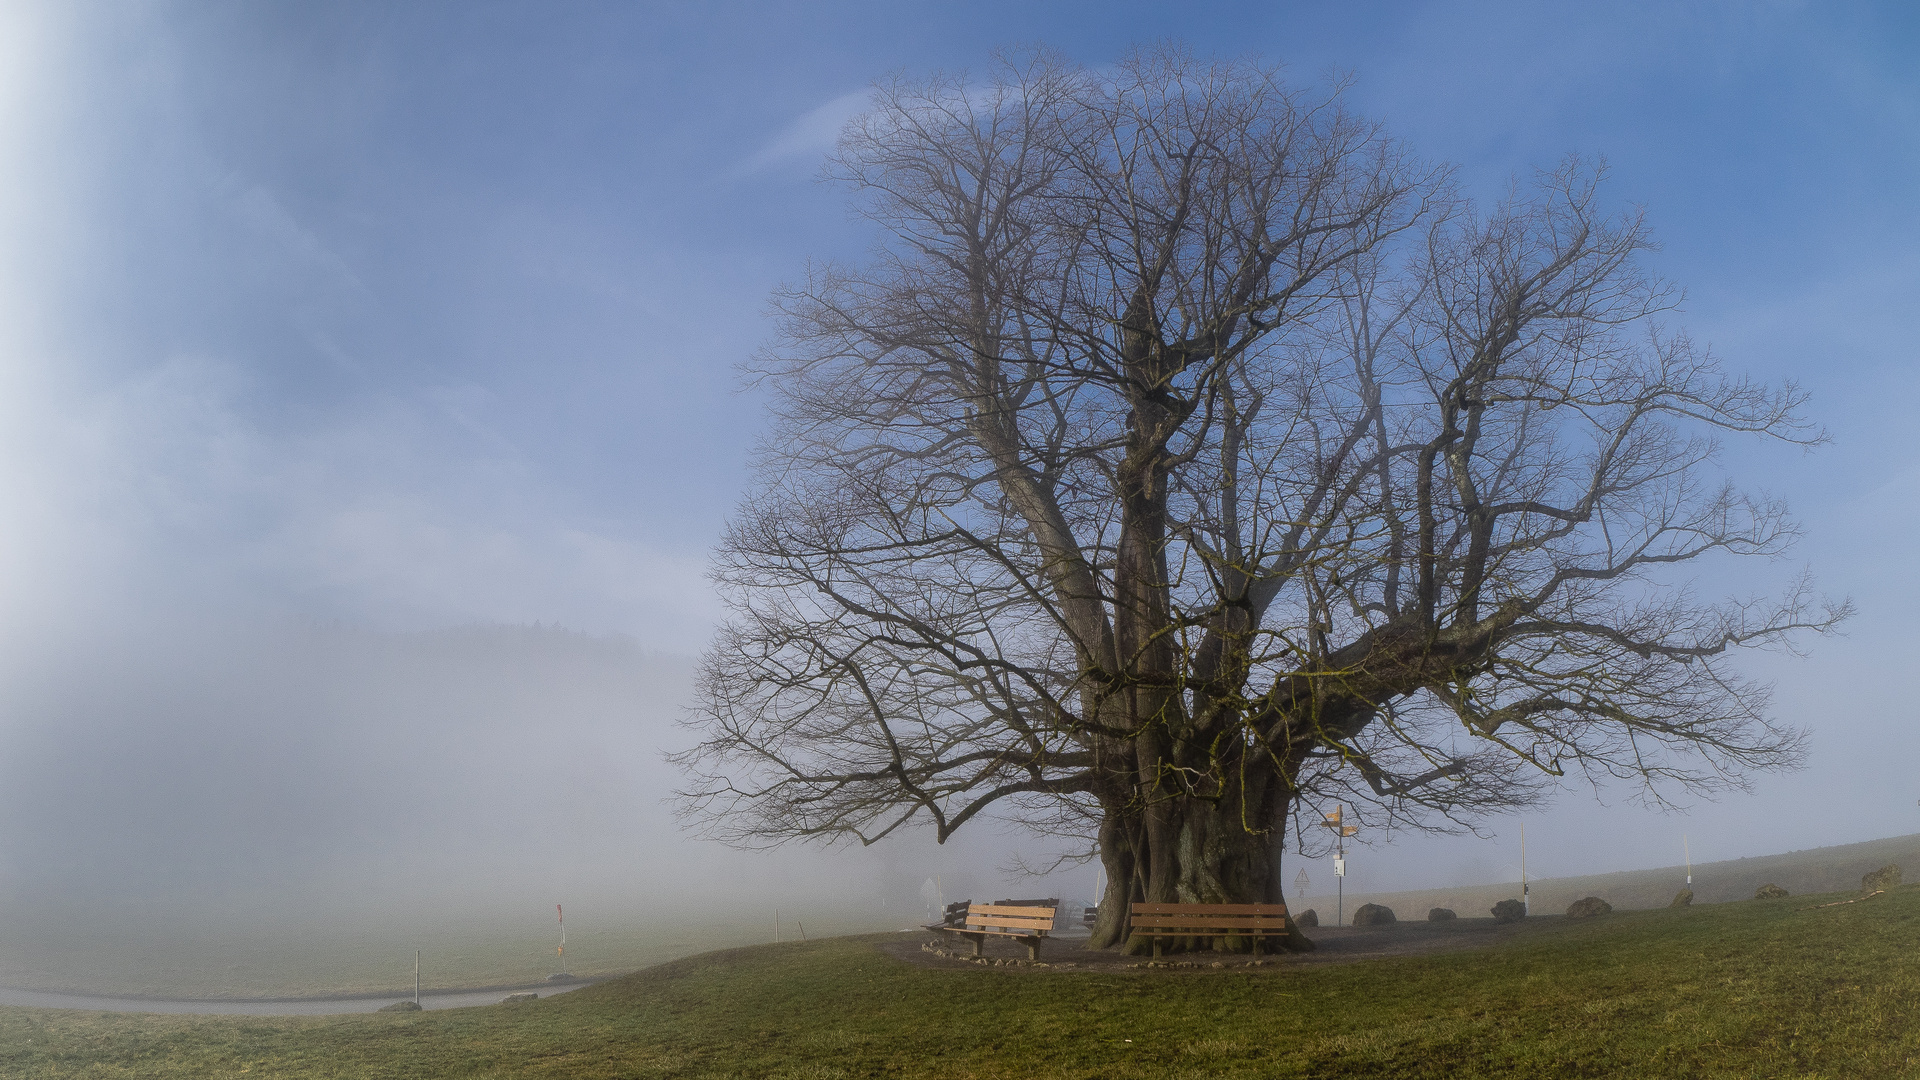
[0,0,1916,903]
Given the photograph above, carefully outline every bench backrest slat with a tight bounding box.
[965,916,1053,928]
[1128,902,1293,935]
[966,913,1054,925]
[1130,903,1290,916]
[970,904,1056,919]
[964,903,1057,934]
[1129,912,1291,922]
[1129,916,1290,931]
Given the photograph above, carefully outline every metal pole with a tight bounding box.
[414,950,420,1006]
[1684,835,1692,887]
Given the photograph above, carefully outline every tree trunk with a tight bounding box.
[1087,782,1315,954]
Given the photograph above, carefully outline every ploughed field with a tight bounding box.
[5,886,1919,1079]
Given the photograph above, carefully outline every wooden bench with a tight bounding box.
[1128,903,1295,958]
[932,899,973,930]
[943,902,1058,960]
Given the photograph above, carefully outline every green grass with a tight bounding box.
[6,886,1920,1078]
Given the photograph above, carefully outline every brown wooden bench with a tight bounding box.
[1128,903,1294,958]
[944,902,1058,960]
[930,899,973,930]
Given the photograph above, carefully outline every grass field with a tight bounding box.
[5,885,1919,1078]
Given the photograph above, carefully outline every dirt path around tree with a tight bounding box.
[878,917,1558,974]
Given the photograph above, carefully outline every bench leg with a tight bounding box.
[1152,936,1163,960]
[1251,937,1262,958]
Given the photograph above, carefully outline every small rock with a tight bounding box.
[1565,896,1612,919]
[377,1000,422,1012]
[501,993,538,1004]
[1862,864,1902,894]
[1428,907,1457,922]
[1351,903,1396,926]
[1210,961,1225,969]
[1671,889,1693,908]
[1295,908,1319,928]
[1491,898,1526,923]
[1754,883,1790,900]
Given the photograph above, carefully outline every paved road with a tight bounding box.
[0,978,597,1015]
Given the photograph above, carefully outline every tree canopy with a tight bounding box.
[675,46,1844,950]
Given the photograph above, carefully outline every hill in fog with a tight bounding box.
[1298,833,1920,921]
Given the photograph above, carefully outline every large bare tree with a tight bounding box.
[676,47,1844,951]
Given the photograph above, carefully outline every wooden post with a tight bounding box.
[1521,821,1529,915]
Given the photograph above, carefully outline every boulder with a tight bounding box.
[377,1000,422,1012]
[1862,864,1902,894]
[1428,907,1457,922]
[1754,883,1789,900]
[1351,903,1396,926]
[1295,908,1319,927]
[501,993,538,1004]
[1491,898,1526,923]
[1670,889,1694,908]
[1565,896,1612,919]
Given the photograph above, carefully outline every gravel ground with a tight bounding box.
[880,916,1557,973]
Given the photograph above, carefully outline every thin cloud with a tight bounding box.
[733,88,871,176]
[232,184,370,296]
